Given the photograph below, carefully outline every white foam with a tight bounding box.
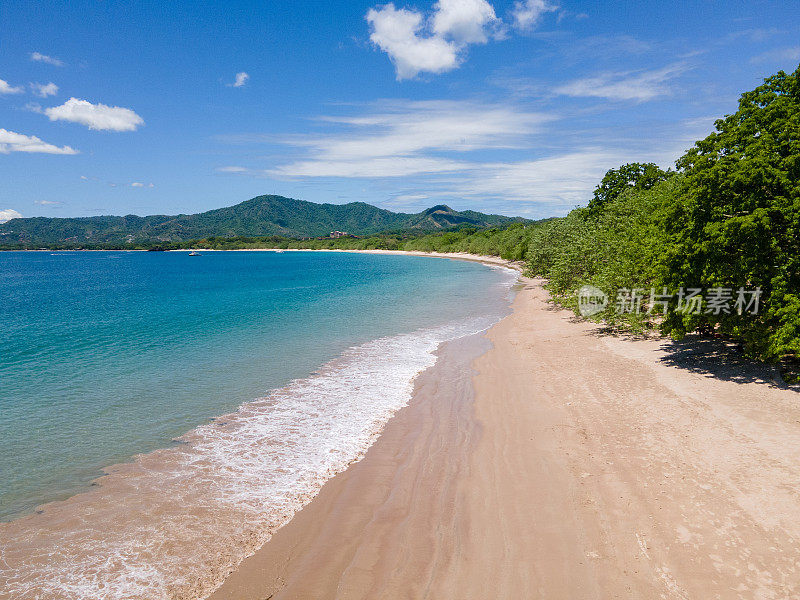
[0,270,517,600]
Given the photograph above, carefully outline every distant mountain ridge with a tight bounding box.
[0,195,528,247]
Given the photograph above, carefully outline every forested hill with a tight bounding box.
[0,195,528,247]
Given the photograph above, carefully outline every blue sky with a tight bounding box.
[1,0,799,221]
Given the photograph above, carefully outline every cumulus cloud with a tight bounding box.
[511,0,558,31]
[31,82,59,98]
[367,5,459,79]
[0,209,23,223]
[0,129,78,155]
[431,0,499,44]
[30,52,64,66]
[44,98,144,131]
[366,0,499,80]
[229,72,249,87]
[0,79,24,95]
[366,0,560,78]
[554,64,688,102]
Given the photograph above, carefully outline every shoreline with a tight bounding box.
[208,325,494,600]
[209,277,800,599]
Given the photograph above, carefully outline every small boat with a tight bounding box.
[188,251,201,256]
[275,249,285,253]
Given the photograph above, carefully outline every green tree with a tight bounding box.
[587,162,672,216]
[662,64,800,360]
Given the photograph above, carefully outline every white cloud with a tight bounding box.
[44,98,144,131]
[366,0,505,80]
[0,129,78,155]
[267,100,553,178]
[0,209,23,223]
[554,64,688,102]
[431,0,498,44]
[511,0,558,31]
[365,0,561,80]
[230,72,249,87]
[31,82,59,98]
[367,4,459,80]
[216,166,249,173]
[722,28,781,45]
[130,182,155,188]
[30,52,64,66]
[0,79,24,95]
[34,200,61,205]
[428,118,705,212]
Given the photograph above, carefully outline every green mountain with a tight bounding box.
[0,195,528,247]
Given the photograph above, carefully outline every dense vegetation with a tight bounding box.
[524,66,800,365]
[0,197,527,247]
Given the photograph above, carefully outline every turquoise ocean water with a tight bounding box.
[0,250,515,600]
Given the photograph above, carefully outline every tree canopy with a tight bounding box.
[587,162,672,216]
[662,64,800,360]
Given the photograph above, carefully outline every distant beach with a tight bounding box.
[172,247,525,270]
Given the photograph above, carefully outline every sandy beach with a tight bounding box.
[210,275,800,600]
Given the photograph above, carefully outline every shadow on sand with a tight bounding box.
[581,315,793,390]
[654,336,798,390]
[535,282,798,391]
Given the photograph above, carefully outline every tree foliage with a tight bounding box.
[526,178,677,330]
[586,162,672,216]
[525,64,800,363]
[662,65,800,360]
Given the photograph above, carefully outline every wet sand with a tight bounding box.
[211,277,800,600]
